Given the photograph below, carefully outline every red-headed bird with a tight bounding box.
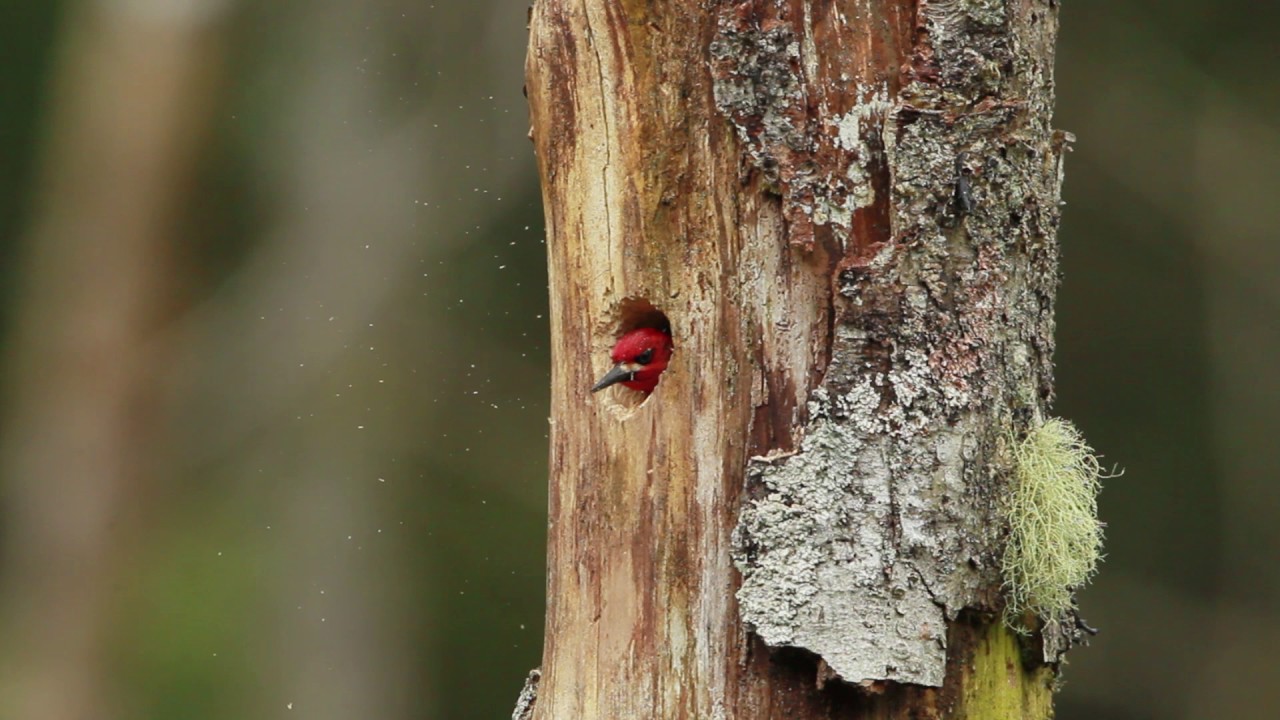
[590,326,673,395]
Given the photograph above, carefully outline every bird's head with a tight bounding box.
[590,326,673,395]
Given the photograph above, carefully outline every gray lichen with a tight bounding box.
[735,341,999,686]
[710,6,886,249]
[718,0,1071,688]
[709,22,805,187]
[511,668,540,720]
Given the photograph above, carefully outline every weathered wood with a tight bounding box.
[525,0,1069,717]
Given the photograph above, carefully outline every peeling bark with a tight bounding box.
[526,0,1071,717]
[512,669,540,720]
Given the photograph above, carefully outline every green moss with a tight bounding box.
[957,622,1054,720]
[1001,418,1107,627]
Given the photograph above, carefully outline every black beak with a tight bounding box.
[591,363,635,393]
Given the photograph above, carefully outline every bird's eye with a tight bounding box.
[635,348,654,365]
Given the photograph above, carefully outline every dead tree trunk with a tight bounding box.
[524,1,1074,717]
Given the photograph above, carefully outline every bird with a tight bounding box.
[590,326,673,395]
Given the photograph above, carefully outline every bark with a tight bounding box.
[525,0,1072,717]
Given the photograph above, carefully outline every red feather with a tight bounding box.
[593,327,673,395]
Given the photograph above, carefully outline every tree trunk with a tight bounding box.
[524,0,1071,717]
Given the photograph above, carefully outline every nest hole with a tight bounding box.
[597,297,673,411]
[615,297,670,338]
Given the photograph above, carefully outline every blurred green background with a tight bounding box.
[0,1,1274,718]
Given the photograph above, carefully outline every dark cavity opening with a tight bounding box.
[615,297,670,339]
[597,297,673,408]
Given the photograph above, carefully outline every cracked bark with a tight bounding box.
[525,0,1072,717]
